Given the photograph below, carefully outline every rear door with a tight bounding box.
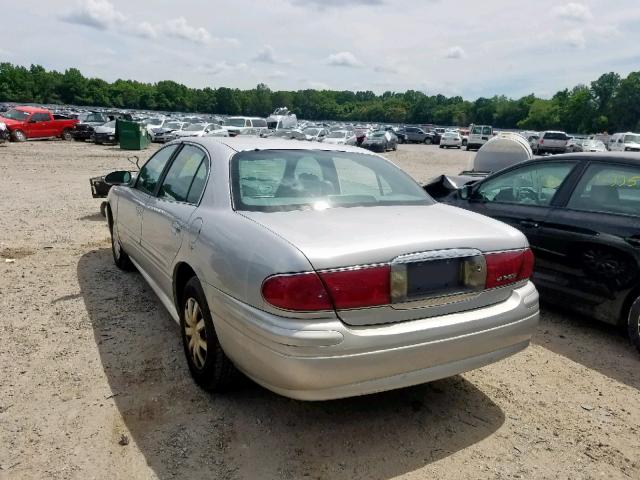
[24,112,52,138]
[139,144,209,291]
[116,144,179,256]
[464,161,579,256]
[540,161,640,313]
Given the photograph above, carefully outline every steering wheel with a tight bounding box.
[517,187,538,203]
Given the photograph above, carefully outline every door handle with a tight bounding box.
[171,221,181,235]
[519,220,539,228]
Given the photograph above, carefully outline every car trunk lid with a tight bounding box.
[242,204,529,325]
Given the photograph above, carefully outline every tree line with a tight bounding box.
[1,62,639,133]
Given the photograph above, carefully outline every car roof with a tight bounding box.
[187,136,375,155]
[532,152,640,165]
[16,106,49,113]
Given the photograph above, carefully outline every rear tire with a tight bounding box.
[61,129,72,141]
[12,129,26,142]
[424,138,432,145]
[180,277,237,392]
[628,295,640,353]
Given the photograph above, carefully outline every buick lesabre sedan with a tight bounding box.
[104,138,539,400]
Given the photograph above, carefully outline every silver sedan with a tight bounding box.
[104,137,539,400]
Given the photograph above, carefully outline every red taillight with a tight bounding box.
[319,265,391,309]
[261,265,391,311]
[262,272,333,311]
[485,249,534,289]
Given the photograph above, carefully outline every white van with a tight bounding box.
[467,125,493,151]
[609,132,640,152]
[221,117,268,137]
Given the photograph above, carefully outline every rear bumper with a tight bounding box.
[206,281,539,400]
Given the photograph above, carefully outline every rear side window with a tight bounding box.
[159,145,208,203]
[30,113,50,122]
[482,126,492,135]
[567,164,640,217]
[136,145,179,194]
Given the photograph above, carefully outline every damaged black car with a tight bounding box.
[425,153,640,352]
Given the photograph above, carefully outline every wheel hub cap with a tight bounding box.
[184,297,207,369]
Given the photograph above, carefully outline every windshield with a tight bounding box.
[327,131,347,138]
[624,134,640,144]
[371,132,386,138]
[232,150,432,212]
[224,118,246,127]
[83,113,106,123]
[185,123,205,132]
[253,119,267,128]
[146,118,163,126]
[164,122,182,129]
[303,128,319,135]
[2,109,30,121]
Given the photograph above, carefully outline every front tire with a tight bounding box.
[108,212,134,271]
[12,129,26,142]
[180,277,237,392]
[628,295,640,353]
[424,138,432,145]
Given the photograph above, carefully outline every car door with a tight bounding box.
[116,144,179,257]
[460,161,579,257]
[139,144,209,292]
[24,113,50,138]
[540,161,640,314]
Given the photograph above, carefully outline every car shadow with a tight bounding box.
[535,304,640,390]
[78,249,505,480]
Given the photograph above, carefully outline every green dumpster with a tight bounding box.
[117,119,151,150]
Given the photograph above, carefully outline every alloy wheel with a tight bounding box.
[184,297,208,369]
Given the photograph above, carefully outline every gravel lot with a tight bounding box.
[1,140,639,480]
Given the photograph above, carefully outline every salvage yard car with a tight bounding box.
[71,112,111,142]
[103,137,539,400]
[425,152,640,352]
[440,131,463,149]
[361,129,397,152]
[0,106,78,142]
[536,131,570,155]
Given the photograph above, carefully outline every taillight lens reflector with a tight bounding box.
[262,272,333,311]
[485,249,534,289]
[319,265,391,309]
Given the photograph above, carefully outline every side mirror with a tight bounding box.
[459,184,473,200]
[104,170,132,186]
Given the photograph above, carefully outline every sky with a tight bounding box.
[2,0,640,100]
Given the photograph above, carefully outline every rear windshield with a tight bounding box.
[544,132,567,140]
[231,150,433,212]
[252,119,267,128]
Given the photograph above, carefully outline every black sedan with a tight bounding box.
[426,153,640,351]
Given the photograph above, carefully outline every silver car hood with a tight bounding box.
[240,203,526,271]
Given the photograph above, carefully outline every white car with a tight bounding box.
[322,130,357,145]
[609,132,640,152]
[440,131,462,149]
[175,123,227,138]
[302,127,328,141]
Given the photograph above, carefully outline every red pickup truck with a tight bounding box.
[0,106,79,142]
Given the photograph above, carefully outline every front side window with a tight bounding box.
[472,126,482,135]
[135,144,179,195]
[159,145,208,203]
[567,164,640,217]
[232,150,432,212]
[476,162,576,206]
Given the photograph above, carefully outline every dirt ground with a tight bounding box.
[0,140,639,480]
